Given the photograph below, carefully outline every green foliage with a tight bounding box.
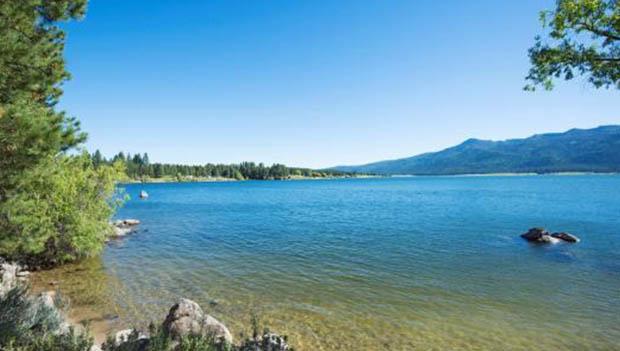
[0,155,126,266]
[526,0,620,90]
[0,286,93,351]
[0,0,87,105]
[0,0,87,194]
[0,96,85,196]
[2,328,92,351]
[0,0,127,266]
[101,324,231,351]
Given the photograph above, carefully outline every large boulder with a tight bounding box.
[162,298,232,345]
[551,232,580,243]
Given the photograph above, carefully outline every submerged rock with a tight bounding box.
[551,232,580,243]
[162,298,233,345]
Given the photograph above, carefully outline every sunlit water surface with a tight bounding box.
[33,176,620,350]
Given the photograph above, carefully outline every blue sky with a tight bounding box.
[60,0,619,168]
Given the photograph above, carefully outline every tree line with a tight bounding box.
[91,151,354,181]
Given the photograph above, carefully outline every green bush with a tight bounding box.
[101,324,231,351]
[0,285,93,351]
[2,328,93,351]
[0,155,125,267]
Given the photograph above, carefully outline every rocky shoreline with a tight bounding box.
[1,250,291,351]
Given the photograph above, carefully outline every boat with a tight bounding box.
[139,190,149,199]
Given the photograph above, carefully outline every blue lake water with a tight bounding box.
[47,176,620,350]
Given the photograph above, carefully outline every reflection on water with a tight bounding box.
[32,177,620,350]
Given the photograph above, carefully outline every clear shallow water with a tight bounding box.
[38,176,620,350]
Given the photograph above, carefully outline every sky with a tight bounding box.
[60,0,619,169]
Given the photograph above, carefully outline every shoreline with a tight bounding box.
[120,174,380,184]
[119,172,618,185]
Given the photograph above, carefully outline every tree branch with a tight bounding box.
[577,22,620,42]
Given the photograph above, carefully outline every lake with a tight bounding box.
[34,176,620,350]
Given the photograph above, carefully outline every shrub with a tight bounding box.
[0,155,125,267]
[101,324,231,351]
[0,285,93,351]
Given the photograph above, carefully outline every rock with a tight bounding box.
[111,329,149,350]
[16,270,30,277]
[0,262,19,297]
[121,219,141,226]
[539,234,560,244]
[240,333,291,351]
[36,291,69,335]
[57,321,71,335]
[38,291,56,309]
[521,227,548,241]
[521,227,580,244]
[551,232,580,243]
[115,329,142,344]
[520,227,559,243]
[112,226,135,237]
[113,219,140,228]
[162,298,233,345]
[111,219,141,237]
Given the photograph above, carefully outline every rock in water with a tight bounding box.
[162,298,233,345]
[521,228,579,244]
[114,219,140,227]
[521,228,551,242]
[111,219,141,237]
[551,232,580,243]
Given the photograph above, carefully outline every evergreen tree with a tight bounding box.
[0,0,125,266]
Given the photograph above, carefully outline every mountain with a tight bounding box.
[332,125,620,175]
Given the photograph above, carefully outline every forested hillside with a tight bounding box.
[333,126,620,175]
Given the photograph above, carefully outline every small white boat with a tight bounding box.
[139,190,149,199]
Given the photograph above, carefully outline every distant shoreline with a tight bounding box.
[117,172,619,186]
[120,174,380,184]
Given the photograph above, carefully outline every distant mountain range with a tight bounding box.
[332,125,620,175]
